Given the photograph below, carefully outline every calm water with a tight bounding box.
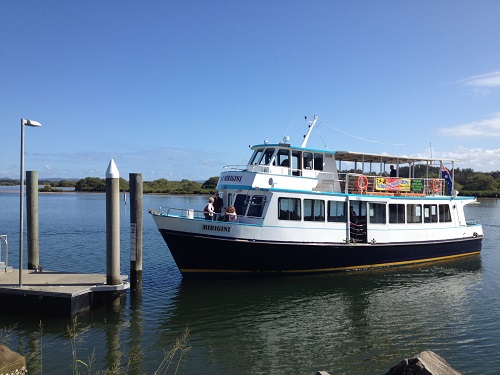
[0,187,499,374]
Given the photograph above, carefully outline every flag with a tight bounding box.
[441,166,453,195]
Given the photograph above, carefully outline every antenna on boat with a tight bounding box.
[301,115,318,148]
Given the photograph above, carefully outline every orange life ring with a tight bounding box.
[357,175,369,191]
[431,179,442,193]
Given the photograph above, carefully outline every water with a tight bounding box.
[0,187,499,374]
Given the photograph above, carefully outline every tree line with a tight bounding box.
[0,176,219,194]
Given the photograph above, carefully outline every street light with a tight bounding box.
[19,118,42,287]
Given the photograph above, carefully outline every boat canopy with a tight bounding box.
[251,143,459,167]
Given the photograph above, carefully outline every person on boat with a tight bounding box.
[350,206,357,223]
[390,165,397,177]
[223,206,237,222]
[204,197,215,220]
[213,192,224,218]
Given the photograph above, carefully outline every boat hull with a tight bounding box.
[158,229,482,276]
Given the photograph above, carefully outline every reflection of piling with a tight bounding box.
[106,160,121,287]
[129,173,143,291]
[26,171,39,270]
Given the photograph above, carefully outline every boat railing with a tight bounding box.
[157,207,241,222]
[224,164,303,176]
[0,235,8,272]
[223,165,248,172]
[341,173,447,196]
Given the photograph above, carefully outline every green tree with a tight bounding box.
[75,177,106,192]
[464,173,499,191]
[202,177,219,190]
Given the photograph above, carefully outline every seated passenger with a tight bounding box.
[224,206,237,222]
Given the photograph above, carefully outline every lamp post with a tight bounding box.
[19,118,42,287]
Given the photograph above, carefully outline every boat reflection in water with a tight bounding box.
[159,255,482,374]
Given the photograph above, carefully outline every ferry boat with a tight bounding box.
[150,116,483,276]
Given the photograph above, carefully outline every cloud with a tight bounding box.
[435,146,500,172]
[459,70,500,88]
[457,70,500,96]
[438,113,500,137]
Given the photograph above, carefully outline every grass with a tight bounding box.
[0,319,191,375]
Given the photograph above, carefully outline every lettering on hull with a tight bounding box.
[222,175,242,182]
[202,224,231,233]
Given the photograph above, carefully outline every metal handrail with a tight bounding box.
[0,235,8,268]
[341,173,446,196]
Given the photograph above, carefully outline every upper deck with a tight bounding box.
[216,142,459,197]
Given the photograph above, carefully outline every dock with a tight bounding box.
[0,269,130,316]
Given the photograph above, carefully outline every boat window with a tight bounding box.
[369,203,386,224]
[424,204,438,223]
[234,194,248,216]
[259,148,275,165]
[327,201,346,222]
[249,149,263,165]
[303,152,313,170]
[292,151,301,174]
[276,149,290,167]
[304,199,325,222]
[247,195,266,218]
[313,153,323,171]
[407,204,422,224]
[439,204,452,222]
[278,197,301,221]
[389,204,405,224]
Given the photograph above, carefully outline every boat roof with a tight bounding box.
[251,143,459,165]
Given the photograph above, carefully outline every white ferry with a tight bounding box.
[150,116,483,276]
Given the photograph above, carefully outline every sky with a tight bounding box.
[1,1,500,182]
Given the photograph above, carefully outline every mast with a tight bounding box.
[301,115,318,148]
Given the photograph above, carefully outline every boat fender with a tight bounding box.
[431,179,442,193]
[357,175,369,191]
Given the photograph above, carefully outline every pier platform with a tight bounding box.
[0,269,130,316]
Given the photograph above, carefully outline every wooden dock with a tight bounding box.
[0,269,129,316]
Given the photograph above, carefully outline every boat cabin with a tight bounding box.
[217,142,457,198]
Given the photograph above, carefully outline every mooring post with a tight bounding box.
[106,160,121,286]
[129,173,143,291]
[26,171,39,270]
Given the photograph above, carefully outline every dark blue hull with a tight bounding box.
[159,229,482,276]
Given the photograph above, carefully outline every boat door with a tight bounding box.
[350,201,367,243]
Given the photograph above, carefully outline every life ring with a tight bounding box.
[357,175,369,191]
[431,179,442,193]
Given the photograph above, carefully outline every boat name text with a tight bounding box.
[222,175,242,182]
[202,224,231,233]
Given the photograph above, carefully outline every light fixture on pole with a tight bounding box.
[19,118,42,287]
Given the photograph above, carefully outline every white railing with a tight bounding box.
[156,207,240,222]
[0,235,8,270]
[340,173,446,196]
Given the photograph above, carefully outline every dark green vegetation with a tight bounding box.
[0,176,219,194]
[1,167,499,196]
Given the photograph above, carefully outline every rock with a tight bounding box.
[385,350,461,375]
[0,344,26,374]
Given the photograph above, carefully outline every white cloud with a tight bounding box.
[434,147,500,172]
[460,70,500,88]
[438,113,500,137]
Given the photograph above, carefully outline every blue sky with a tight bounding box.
[1,1,500,181]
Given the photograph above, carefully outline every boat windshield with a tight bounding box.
[250,148,275,165]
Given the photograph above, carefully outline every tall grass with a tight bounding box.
[0,318,190,375]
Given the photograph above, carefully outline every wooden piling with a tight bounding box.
[26,171,39,270]
[106,160,121,287]
[129,173,143,291]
